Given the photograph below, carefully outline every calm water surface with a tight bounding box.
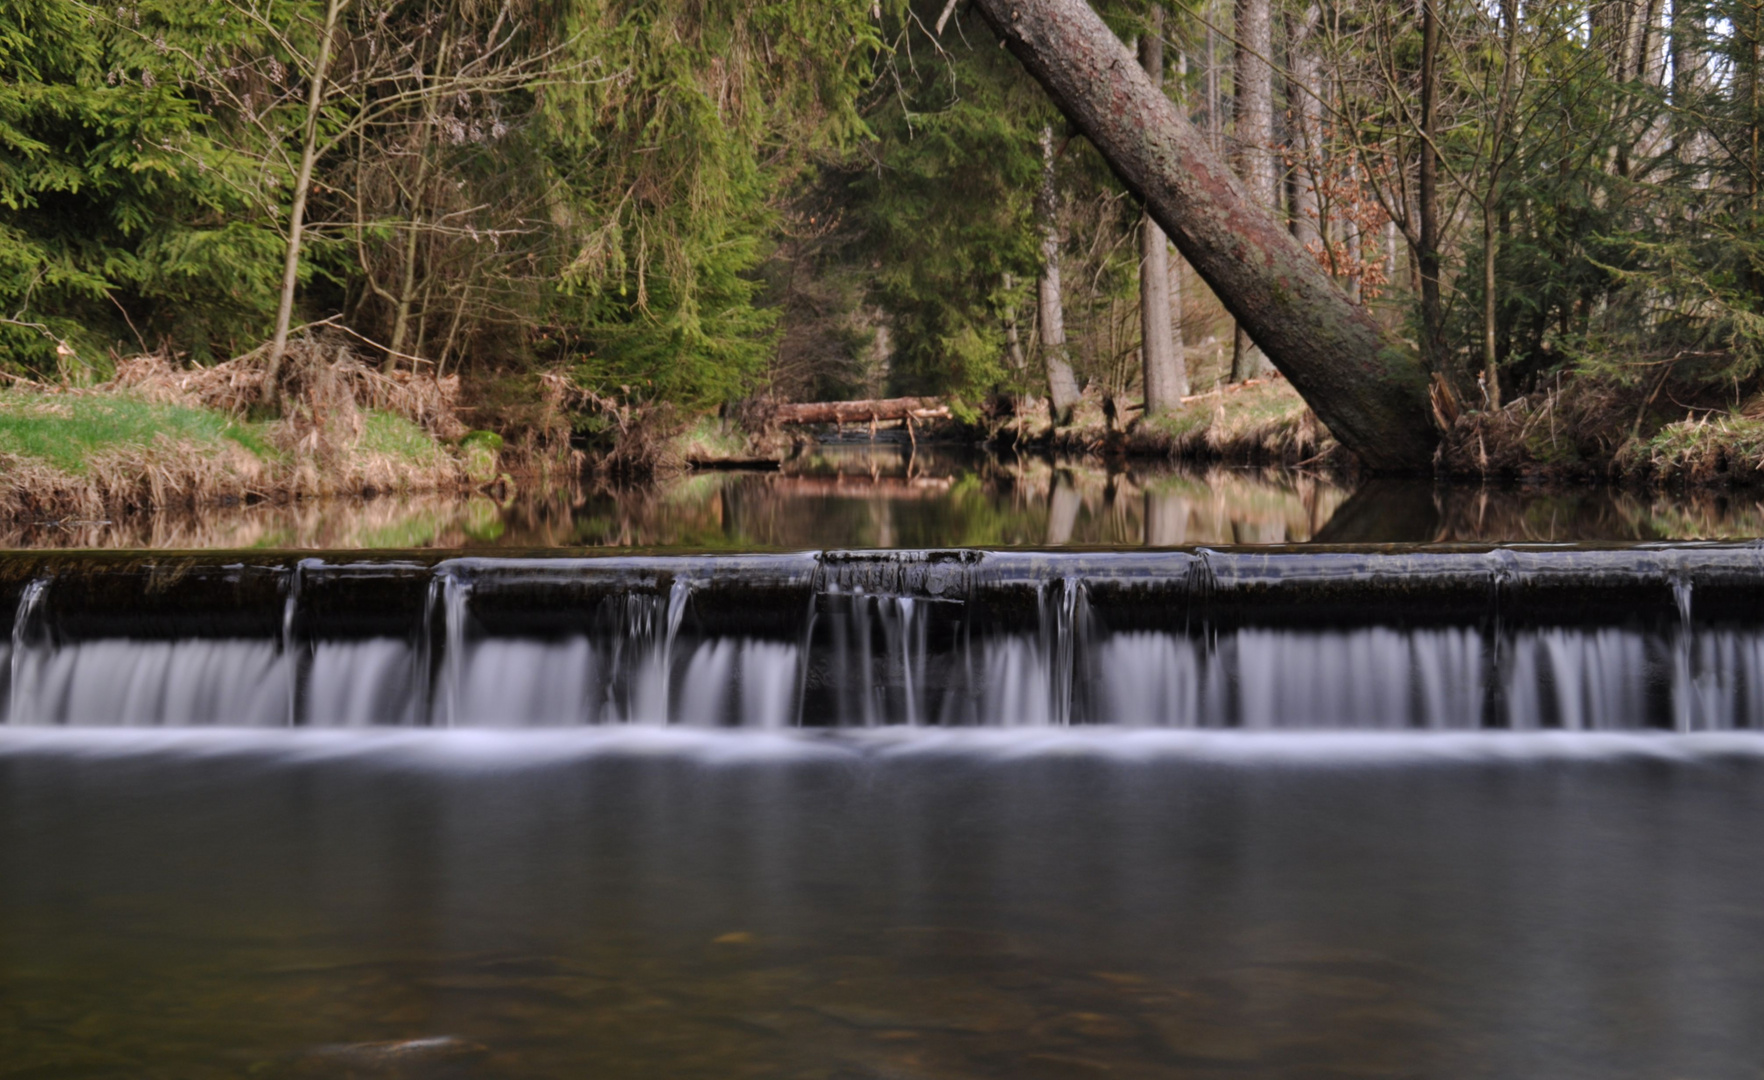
[8,442,1764,549]
[5,733,1764,1079]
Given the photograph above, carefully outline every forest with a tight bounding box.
[4,0,1764,494]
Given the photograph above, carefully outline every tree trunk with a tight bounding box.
[1172,52,1190,398]
[387,29,451,372]
[1228,0,1275,382]
[1287,4,1325,253]
[1482,212,1500,408]
[1002,272,1028,373]
[1482,0,1520,410]
[1418,0,1452,389]
[1669,0,1703,157]
[1751,0,1763,236]
[1139,7,1184,414]
[972,0,1436,470]
[1038,125,1084,425]
[266,0,347,403]
[387,142,431,369]
[1205,2,1222,153]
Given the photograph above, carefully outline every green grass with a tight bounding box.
[1140,406,1213,440]
[359,410,446,464]
[1644,414,1764,457]
[672,415,752,461]
[1139,381,1308,442]
[0,389,273,473]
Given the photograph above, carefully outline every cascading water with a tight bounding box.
[5,577,47,721]
[7,545,1764,729]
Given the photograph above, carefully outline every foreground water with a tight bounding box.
[10,443,1764,548]
[5,732,1764,1078]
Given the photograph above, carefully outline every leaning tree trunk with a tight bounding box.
[1038,126,1084,425]
[1228,0,1276,382]
[973,0,1435,470]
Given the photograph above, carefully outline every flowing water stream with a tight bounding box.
[5,546,1764,730]
[8,464,1764,1075]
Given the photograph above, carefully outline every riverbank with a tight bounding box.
[0,344,495,521]
[1438,378,1764,488]
[992,378,1349,470]
[11,431,1764,549]
[13,341,1764,534]
[994,370,1764,493]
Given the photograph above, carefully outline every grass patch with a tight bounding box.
[672,415,755,463]
[0,378,467,519]
[1634,413,1764,483]
[0,389,274,473]
[1138,405,1212,441]
[359,410,447,465]
[1124,379,1332,463]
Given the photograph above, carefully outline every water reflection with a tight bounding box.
[6,443,1764,548]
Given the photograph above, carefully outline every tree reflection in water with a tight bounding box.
[6,442,1764,548]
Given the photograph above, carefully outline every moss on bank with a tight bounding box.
[1012,372,1764,491]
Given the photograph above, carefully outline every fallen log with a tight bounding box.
[970,0,1437,471]
[686,456,782,471]
[771,397,951,425]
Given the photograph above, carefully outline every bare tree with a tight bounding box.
[266,0,348,399]
[162,0,589,392]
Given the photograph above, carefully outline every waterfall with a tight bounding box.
[6,578,48,725]
[8,546,1764,729]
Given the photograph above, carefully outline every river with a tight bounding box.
[4,447,1764,1077]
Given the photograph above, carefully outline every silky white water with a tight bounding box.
[5,547,1764,729]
